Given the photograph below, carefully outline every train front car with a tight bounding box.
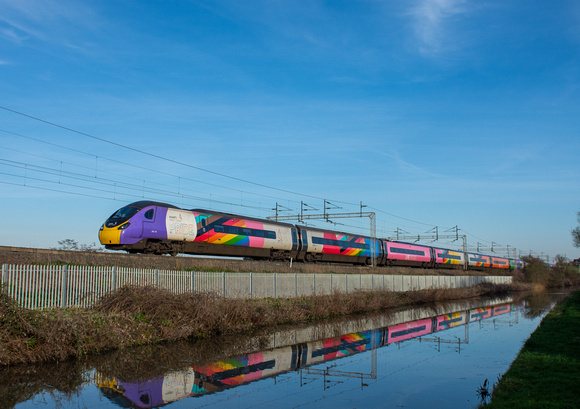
[99,201,183,254]
[100,201,300,259]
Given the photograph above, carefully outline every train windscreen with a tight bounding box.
[106,205,142,227]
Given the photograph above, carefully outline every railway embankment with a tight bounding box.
[0,281,522,367]
[0,245,507,276]
[484,290,580,408]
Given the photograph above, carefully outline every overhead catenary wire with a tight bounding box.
[0,128,300,204]
[0,159,268,212]
[0,106,354,204]
[0,105,537,257]
[0,144,273,210]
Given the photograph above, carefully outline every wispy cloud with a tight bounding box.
[0,0,97,47]
[409,0,468,56]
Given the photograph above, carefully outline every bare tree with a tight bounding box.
[56,238,79,251]
[55,239,102,252]
[573,211,580,248]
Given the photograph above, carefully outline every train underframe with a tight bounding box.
[106,240,510,272]
[107,239,375,265]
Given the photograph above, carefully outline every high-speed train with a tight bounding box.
[99,201,524,271]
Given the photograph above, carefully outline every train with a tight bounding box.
[98,300,520,408]
[99,201,524,271]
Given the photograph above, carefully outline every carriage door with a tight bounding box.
[143,207,157,238]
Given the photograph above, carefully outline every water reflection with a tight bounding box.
[96,297,522,408]
[1,291,568,409]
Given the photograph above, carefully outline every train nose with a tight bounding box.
[99,225,122,245]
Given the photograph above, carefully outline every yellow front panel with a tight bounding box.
[99,225,121,245]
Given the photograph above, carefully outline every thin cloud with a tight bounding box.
[409,0,468,55]
[0,0,98,46]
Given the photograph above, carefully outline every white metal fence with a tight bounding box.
[1,264,512,310]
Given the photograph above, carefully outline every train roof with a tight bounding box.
[190,208,297,228]
[297,224,374,238]
[126,200,181,210]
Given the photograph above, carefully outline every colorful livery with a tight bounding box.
[99,201,524,270]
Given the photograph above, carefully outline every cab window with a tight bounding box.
[111,206,140,220]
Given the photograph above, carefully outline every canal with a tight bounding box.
[2,291,567,409]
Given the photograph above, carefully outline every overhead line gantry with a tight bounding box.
[268,200,377,267]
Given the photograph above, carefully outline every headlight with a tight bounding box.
[118,222,131,230]
[99,225,104,231]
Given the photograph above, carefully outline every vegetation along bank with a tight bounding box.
[484,290,580,408]
[0,253,577,367]
[0,282,520,366]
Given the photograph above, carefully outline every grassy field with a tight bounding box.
[485,290,580,408]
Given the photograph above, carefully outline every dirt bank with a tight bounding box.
[0,282,523,367]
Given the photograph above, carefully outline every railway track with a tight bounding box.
[0,245,505,277]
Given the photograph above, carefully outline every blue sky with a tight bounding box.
[1,0,579,261]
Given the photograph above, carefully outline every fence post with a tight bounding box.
[313,273,316,295]
[191,271,195,294]
[61,265,68,309]
[250,272,253,299]
[2,264,8,284]
[295,271,298,297]
[331,273,333,295]
[223,272,226,297]
[155,269,159,287]
[274,272,277,298]
[360,273,362,290]
[112,266,117,292]
[346,274,349,293]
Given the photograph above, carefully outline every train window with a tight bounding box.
[438,251,462,260]
[110,205,140,220]
[390,247,425,256]
[144,209,154,220]
[312,236,369,250]
[470,255,488,262]
[217,224,276,239]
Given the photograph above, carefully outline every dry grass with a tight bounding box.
[0,282,520,367]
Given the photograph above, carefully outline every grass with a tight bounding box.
[484,290,580,408]
[0,282,518,366]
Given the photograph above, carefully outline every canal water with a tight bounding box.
[2,291,567,409]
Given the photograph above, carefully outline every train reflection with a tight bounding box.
[98,300,519,408]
